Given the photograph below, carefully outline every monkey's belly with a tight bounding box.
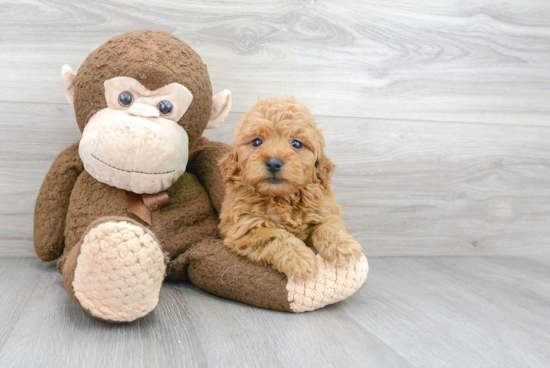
[64,170,218,258]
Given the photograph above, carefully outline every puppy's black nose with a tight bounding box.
[266,158,283,174]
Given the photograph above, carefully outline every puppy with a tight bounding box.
[219,97,362,281]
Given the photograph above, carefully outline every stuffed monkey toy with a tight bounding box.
[34,30,368,323]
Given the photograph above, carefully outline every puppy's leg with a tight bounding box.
[228,228,318,281]
[311,216,363,267]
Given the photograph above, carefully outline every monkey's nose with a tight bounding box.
[128,103,160,118]
[266,158,283,174]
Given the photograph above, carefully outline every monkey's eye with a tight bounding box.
[291,140,303,149]
[158,100,173,115]
[118,92,133,107]
[252,138,262,148]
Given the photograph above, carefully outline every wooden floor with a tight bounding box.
[0,256,549,368]
[1,1,550,367]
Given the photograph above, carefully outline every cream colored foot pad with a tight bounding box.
[286,254,369,313]
[73,221,165,322]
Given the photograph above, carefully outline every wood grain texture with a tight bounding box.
[0,102,81,256]
[3,102,550,257]
[0,257,411,368]
[0,259,47,352]
[0,0,549,125]
[1,1,550,257]
[205,115,550,256]
[346,256,550,367]
[0,256,548,367]
[2,2,550,366]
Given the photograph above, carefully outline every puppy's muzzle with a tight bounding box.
[266,158,283,175]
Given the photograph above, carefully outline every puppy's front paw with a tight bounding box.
[315,230,363,267]
[276,246,319,281]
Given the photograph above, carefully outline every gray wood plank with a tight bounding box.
[0,258,47,352]
[205,116,550,257]
[4,101,549,257]
[2,0,550,257]
[348,256,550,367]
[1,257,549,367]
[0,258,411,368]
[0,102,81,256]
[0,0,549,125]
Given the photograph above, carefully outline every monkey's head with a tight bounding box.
[61,30,231,194]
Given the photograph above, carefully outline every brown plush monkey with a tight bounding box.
[34,30,368,323]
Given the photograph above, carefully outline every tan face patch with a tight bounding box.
[79,77,192,194]
[104,77,194,123]
[79,108,189,194]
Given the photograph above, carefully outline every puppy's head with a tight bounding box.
[220,97,335,196]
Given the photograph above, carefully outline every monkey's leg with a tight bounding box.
[59,217,167,323]
[169,238,369,313]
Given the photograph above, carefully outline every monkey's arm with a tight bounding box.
[34,141,84,261]
[187,136,231,213]
[169,236,369,313]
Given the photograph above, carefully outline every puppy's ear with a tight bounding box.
[315,152,336,188]
[219,149,239,182]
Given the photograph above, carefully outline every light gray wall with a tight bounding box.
[1,0,549,256]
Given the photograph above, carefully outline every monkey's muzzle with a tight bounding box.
[79,109,189,194]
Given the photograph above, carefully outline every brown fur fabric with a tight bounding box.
[219,97,363,281]
[34,141,84,261]
[74,30,212,149]
[32,30,222,268]
[187,137,231,213]
[34,31,297,320]
[63,167,219,260]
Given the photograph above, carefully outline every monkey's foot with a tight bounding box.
[286,254,369,312]
[68,219,166,322]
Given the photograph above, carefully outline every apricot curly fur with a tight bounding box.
[219,97,363,281]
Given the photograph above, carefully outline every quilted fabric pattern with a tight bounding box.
[286,254,369,312]
[72,221,166,322]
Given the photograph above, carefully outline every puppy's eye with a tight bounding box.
[158,100,173,115]
[118,92,133,107]
[252,138,262,148]
[291,140,303,149]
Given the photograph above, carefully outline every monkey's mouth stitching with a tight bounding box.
[91,154,175,175]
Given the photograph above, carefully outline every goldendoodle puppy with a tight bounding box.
[219,97,363,281]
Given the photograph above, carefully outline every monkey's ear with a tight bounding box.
[207,90,232,129]
[61,65,77,105]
